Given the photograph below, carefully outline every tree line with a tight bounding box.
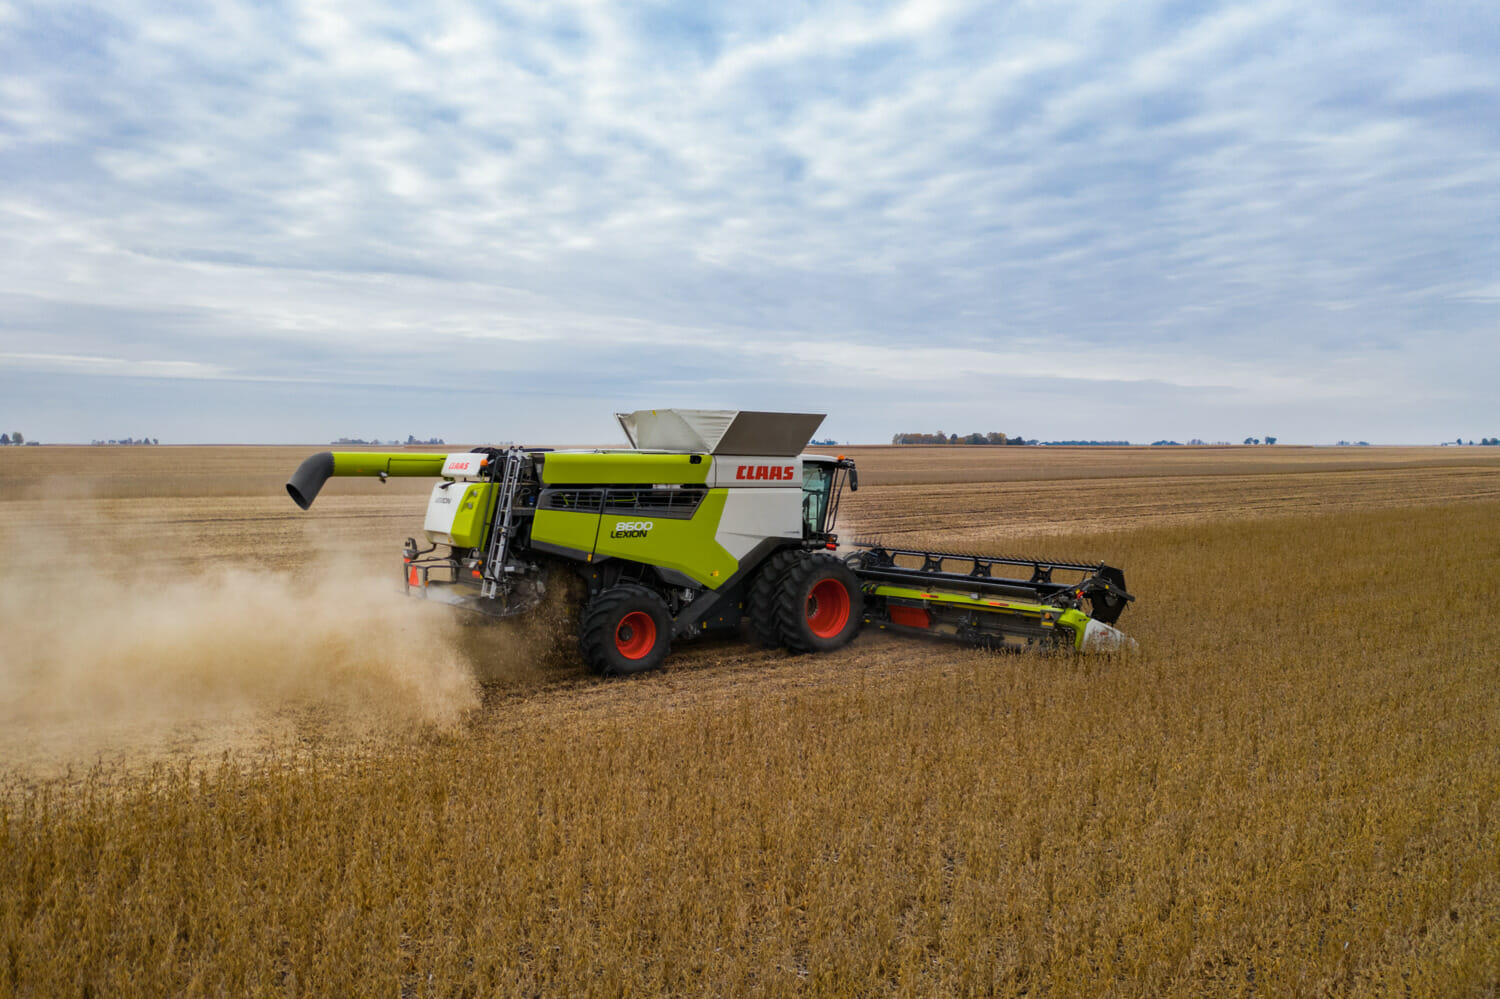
[331,435,448,446]
[891,432,1033,445]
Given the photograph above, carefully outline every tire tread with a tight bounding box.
[772,553,863,654]
[745,549,805,648]
[579,583,671,675]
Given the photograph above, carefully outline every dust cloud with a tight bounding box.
[0,543,484,769]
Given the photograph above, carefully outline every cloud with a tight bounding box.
[0,351,227,379]
[1,0,1497,443]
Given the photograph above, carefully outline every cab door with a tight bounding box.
[801,460,835,539]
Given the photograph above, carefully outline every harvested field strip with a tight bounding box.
[842,444,1500,485]
[0,446,445,501]
[1,496,425,572]
[5,443,1499,500]
[3,501,1497,996]
[845,465,1500,545]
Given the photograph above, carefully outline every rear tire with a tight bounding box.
[745,549,804,648]
[579,584,672,676]
[773,554,864,654]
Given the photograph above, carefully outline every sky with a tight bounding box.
[1,0,1497,446]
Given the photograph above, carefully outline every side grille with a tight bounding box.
[541,487,706,520]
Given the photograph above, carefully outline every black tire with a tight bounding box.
[772,553,864,654]
[579,584,672,676]
[744,549,804,648]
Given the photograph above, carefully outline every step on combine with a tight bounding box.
[287,409,1134,675]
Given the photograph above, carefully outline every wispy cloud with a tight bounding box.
[1,351,227,379]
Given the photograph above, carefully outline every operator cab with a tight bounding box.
[800,455,857,541]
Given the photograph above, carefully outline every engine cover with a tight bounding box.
[424,481,494,548]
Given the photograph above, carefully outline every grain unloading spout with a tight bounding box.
[287,451,450,510]
[286,452,334,510]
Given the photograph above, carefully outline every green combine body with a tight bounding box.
[287,409,1134,674]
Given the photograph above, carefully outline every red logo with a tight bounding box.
[735,464,795,481]
[450,461,471,471]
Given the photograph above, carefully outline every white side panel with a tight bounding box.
[423,482,463,543]
[441,453,486,481]
[708,455,804,489]
[714,488,803,560]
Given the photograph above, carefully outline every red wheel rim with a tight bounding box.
[806,578,851,638]
[615,611,657,659]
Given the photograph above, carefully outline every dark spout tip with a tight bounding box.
[287,451,335,510]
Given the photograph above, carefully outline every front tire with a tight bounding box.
[773,554,864,654]
[579,584,672,675]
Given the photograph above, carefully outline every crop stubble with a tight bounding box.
[1,444,1498,996]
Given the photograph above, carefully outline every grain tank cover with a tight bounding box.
[616,409,825,457]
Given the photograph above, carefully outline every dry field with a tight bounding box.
[2,444,1498,996]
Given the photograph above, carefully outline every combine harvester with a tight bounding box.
[287,410,1134,674]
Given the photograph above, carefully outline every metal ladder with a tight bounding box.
[480,449,526,600]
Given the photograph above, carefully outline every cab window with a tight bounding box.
[801,462,832,538]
